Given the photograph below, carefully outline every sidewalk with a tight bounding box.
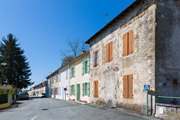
[87,103,160,120]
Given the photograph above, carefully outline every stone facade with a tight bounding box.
[86,0,180,114]
[155,103,180,120]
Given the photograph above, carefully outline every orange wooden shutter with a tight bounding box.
[110,42,113,61]
[96,81,99,97]
[128,30,134,54]
[123,75,128,98]
[106,44,109,63]
[123,33,128,56]
[94,81,96,97]
[94,81,99,97]
[128,74,133,99]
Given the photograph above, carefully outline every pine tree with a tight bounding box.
[0,33,33,89]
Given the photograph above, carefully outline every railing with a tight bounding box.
[157,96,180,99]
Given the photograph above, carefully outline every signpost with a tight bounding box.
[144,84,150,116]
[64,88,67,101]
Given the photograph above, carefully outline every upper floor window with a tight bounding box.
[82,58,90,75]
[70,66,75,79]
[93,51,98,67]
[106,42,113,63]
[123,30,134,56]
[66,68,68,80]
[56,75,58,83]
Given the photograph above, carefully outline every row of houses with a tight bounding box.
[47,52,90,103]
[28,81,47,97]
[46,0,179,115]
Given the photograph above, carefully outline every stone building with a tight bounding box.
[86,0,180,114]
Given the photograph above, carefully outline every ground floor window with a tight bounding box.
[55,88,58,95]
[58,87,61,95]
[82,82,90,96]
[70,85,75,95]
[123,74,133,99]
[94,81,99,97]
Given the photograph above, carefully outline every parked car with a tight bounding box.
[41,93,47,98]
[18,92,29,100]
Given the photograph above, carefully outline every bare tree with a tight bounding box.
[60,39,88,66]
[68,39,86,57]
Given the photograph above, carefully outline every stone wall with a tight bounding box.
[155,103,180,120]
[155,0,180,104]
[89,1,156,114]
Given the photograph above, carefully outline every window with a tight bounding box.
[82,58,90,75]
[93,51,98,67]
[123,30,134,56]
[58,87,61,95]
[53,88,58,95]
[106,42,113,63]
[70,66,75,79]
[56,75,58,83]
[173,79,178,87]
[66,68,68,80]
[123,74,133,99]
[58,74,61,82]
[82,82,90,96]
[70,85,75,95]
[94,81,99,97]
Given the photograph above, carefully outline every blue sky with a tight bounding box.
[0,0,135,87]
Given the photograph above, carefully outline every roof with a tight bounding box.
[46,66,62,79]
[32,81,47,90]
[85,0,143,44]
[69,51,89,66]
[46,51,89,79]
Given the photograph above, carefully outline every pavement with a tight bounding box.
[0,97,159,120]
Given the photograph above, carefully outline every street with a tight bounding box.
[0,98,156,120]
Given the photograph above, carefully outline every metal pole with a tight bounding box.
[65,91,66,101]
[146,90,148,116]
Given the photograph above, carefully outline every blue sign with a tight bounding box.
[144,84,150,91]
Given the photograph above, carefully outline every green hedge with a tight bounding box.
[0,94,8,104]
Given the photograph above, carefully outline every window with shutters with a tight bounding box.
[94,81,99,97]
[70,85,75,95]
[82,58,90,75]
[123,74,133,99]
[106,42,113,63]
[54,88,58,95]
[70,66,75,79]
[82,82,90,97]
[122,30,134,56]
[93,51,98,67]
[66,68,68,80]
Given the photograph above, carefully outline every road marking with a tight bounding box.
[31,116,37,120]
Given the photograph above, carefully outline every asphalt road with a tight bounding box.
[0,98,157,120]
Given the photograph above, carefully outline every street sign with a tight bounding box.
[64,88,67,91]
[144,84,150,91]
